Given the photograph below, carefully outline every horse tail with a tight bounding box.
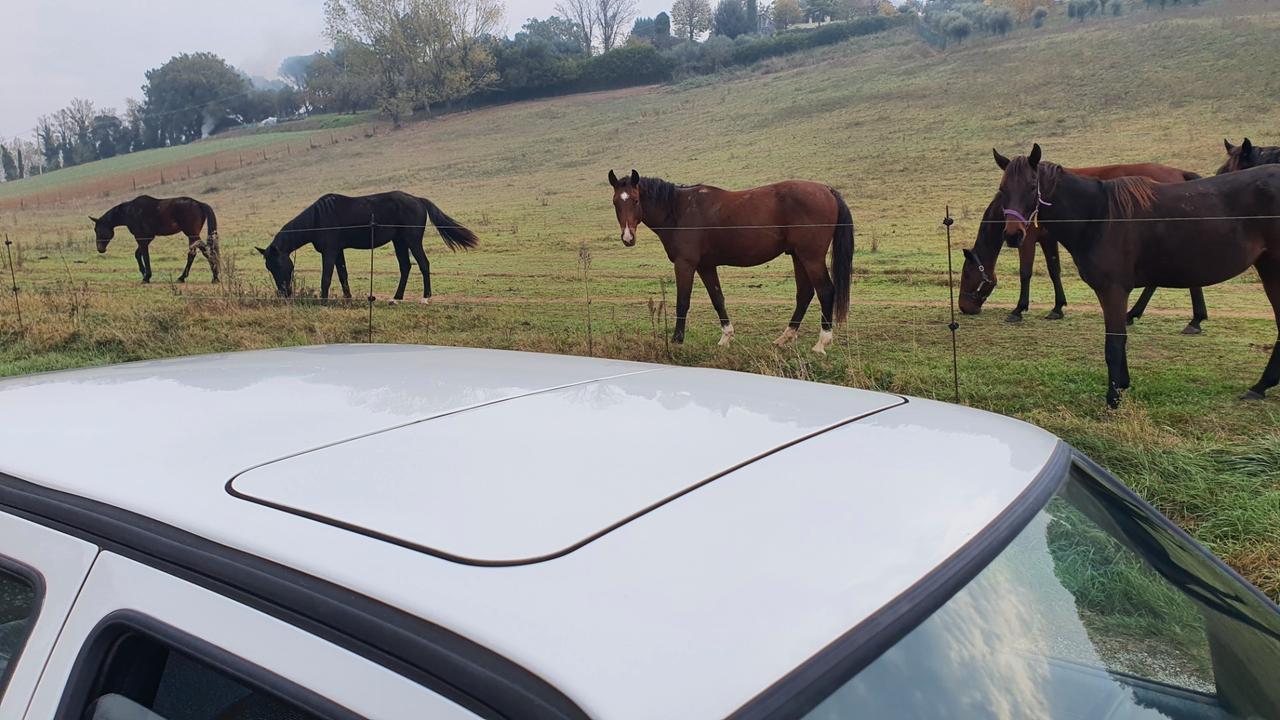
[419,197,479,250]
[197,201,219,245]
[828,187,854,324]
[1182,170,1202,181]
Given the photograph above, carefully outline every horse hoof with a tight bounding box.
[773,328,798,346]
[1126,316,1138,326]
[419,297,431,305]
[1045,310,1064,320]
[177,277,187,284]
[1240,390,1265,401]
[811,344,827,355]
[1181,325,1202,335]
[1005,313,1023,323]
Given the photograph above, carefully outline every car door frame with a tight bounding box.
[0,511,98,719]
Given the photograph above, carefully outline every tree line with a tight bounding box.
[3,0,908,181]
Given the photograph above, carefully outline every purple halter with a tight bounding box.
[1002,184,1053,228]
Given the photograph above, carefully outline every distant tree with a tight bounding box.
[655,10,673,36]
[671,0,713,40]
[1111,0,1122,14]
[702,34,735,67]
[1032,5,1048,26]
[772,0,804,28]
[519,16,587,53]
[91,113,124,159]
[989,7,1013,33]
[557,0,598,54]
[942,12,971,43]
[142,53,249,144]
[0,144,16,182]
[279,55,316,90]
[631,15,657,37]
[802,0,839,23]
[596,0,639,51]
[745,0,759,29]
[35,116,60,170]
[714,0,754,36]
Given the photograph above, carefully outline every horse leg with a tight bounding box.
[391,239,412,303]
[137,239,152,284]
[1043,239,1067,320]
[672,261,695,344]
[775,255,813,346]
[1183,287,1207,335]
[697,265,733,347]
[206,229,220,282]
[1242,256,1280,400]
[1127,287,1156,325]
[408,239,432,304]
[319,251,336,300]
[1096,286,1132,408]
[178,236,199,283]
[803,259,835,355]
[335,250,352,299]
[192,236,217,283]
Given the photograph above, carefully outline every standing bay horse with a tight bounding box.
[607,170,853,353]
[1218,138,1280,175]
[257,191,477,300]
[995,144,1280,407]
[960,160,1208,334]
[91,195,219,283]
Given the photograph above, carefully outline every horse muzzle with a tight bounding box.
[621,226,636,247]
[96,241,109,254]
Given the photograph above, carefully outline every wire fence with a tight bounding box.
[2,209,1277,405]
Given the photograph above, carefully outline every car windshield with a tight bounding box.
[804,459,1280,720]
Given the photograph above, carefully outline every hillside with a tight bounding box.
[2,2,1279,594]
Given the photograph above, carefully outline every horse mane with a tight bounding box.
[635,176,701,225]
[1105,176,1157,218]
[280,194,335,234]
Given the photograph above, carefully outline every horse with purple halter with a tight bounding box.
[994,143,1280,408]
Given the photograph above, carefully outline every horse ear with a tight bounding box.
[88,215,99,223]
[962,248,976,262]
[1224,139,1235,153]
[1028,143,1042,168]
[255,246,268,256]
[992,149,1010,170]
[630,169,640,186]
[608,169,619,187]
[1242,138,1253,155]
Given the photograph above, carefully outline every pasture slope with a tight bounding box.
[2,2,1278,598]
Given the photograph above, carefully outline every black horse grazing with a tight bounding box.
[91,195,219,283]
[257,192,477,300]
[1218,138,1280,175]
[607,170,853,353]
[996,144,1280,407]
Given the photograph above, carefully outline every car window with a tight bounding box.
[0,566,38,699]
[802,463,1280,720]
[77,628,326,720]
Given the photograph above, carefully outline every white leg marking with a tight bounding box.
[718,323,734,347]
[812,329,834,355]
[773,326,798,346]
[419,296,431,305]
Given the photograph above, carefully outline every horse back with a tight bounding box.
[1071,163,1196,184]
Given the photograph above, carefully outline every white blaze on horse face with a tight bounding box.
[620,192,629,200]
[812,329,834,355]
[622,226,635,245]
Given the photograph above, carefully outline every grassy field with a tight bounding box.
[1,2,1278,598]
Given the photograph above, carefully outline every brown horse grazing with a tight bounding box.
[257,191,477,300]
[1218,138,1280,175]
[960,159,1208,334]
[995,144,1280,407]
[91,195,219,283]
[607,170,853,353]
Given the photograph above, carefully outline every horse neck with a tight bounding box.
[975,201,1005,265]
[1041,169,1108,254]
[640,191,678,232]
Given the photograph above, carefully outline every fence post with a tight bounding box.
[4,234,22,332]
[578,242,593,356]
[239,153,244,168]
[132,177,137,191]
[943,206,960,404]
[368,213,376,344]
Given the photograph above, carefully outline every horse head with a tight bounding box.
[959,246,998,315]
[257,245,294,297]
[1218,138,1280,175]
[607,169,643,247]
[89,215,113,253]
[993,144,1048,247]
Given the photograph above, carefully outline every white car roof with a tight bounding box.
[0,345,1061,718]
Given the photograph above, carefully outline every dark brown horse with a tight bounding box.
[961,160,1208,334]
[607,170,853,353]
[1218,138,1280,175]
[995,144,1280,407]
[91,195,219,283]
[257,191,477,300]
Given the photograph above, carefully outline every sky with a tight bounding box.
[0,0,670,140]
